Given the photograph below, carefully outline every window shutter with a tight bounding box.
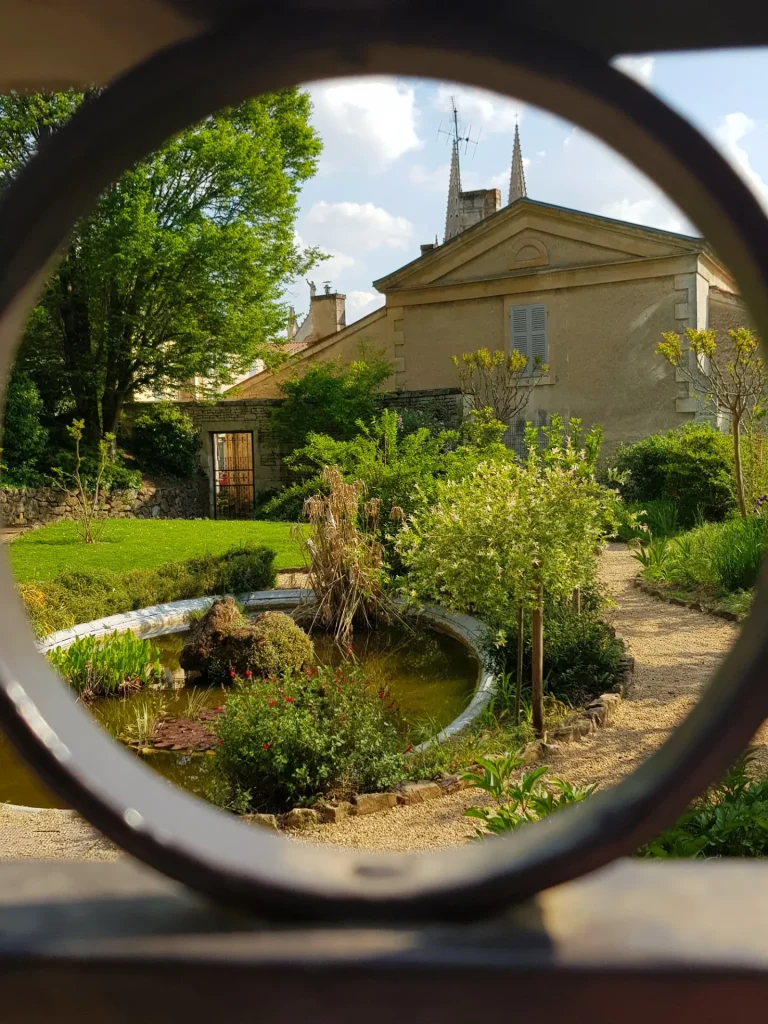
[511,306,530,362]
[530,304,547,367]
[510,303,547,372]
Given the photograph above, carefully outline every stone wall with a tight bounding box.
[0,477,208,528]
[125,390,464,502]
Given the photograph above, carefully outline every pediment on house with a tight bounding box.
[374,199,704,293]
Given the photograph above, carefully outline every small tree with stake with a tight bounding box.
[658,328,768,518]
[451,347,548,428]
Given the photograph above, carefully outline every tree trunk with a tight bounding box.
[571,586,581,614]
[732,414,748,518]
[531,590,544,738]
[515,603,524,727]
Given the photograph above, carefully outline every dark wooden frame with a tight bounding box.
[2,4,768,923]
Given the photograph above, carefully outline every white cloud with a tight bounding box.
[601,197,684,234]
[305,201,415,252]
[409,162,450,192]
[347,290,384,320]
[715,112,768,206]
[307,77,422,173]
[540,126,692,233]
[536,150,546,158]
[611,55,655,87]
[433,83,523,134]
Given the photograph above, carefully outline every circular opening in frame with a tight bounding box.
[1,22,768,921]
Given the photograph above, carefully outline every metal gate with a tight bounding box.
[212,432,255,519]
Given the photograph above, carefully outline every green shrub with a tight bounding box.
[19,544,277,636]
[615,423,736,526]
[212,663,407,811]
[47,630,163,698]
[48,445,142,492]
[131,403,201,479]
[1,367,48,486]
[271,350,393,451]
[639,752,768,858]
[486,602,623,710]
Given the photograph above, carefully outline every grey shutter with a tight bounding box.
[511,306,530,362]
[530,304,547,368]
[510,303,547,372]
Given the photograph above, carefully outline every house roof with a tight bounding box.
[374,196,707,293]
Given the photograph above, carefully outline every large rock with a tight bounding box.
[179,598,314,681]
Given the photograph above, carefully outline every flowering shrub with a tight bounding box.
[212,663,407,810]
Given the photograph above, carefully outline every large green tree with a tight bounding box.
[0,90,322,441]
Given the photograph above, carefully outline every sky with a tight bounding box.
[286,49,768,326]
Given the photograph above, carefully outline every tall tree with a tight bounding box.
[0,90,322,441]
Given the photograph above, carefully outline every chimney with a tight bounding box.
[458,188,501,233]
[309,290,346,340]
[420,243,436,256]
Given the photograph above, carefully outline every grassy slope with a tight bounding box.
[9,520,307,583]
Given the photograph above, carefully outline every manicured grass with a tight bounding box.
[9,519,307,583]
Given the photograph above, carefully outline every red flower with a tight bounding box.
[245,670,252,679]
[285,696,295,704]
[305,669,311,676]
[262,742,270,750]
[216,738,223,745]
[345,645,353,654]
[228,669,235,679]
[268,700,276,707]
[403,744,413,754]
[215,706,223,714]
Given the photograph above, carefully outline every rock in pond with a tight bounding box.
[179,597,314,681]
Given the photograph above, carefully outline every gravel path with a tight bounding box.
[0,545,748,858]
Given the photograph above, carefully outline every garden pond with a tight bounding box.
[0,620,479,808]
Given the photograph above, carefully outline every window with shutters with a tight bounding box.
[510,302,548,372]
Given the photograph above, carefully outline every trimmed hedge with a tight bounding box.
[18,544,276,637]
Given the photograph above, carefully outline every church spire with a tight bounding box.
[444,139,462,242]
[508,121,527,204]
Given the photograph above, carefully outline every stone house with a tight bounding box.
[172,128,750,518]
[234,127,748,452]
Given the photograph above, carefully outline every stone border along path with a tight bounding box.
[0,543,756,859]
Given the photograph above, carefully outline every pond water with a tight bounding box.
[0,621,478,808]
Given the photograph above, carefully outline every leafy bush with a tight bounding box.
[47,630,163,699]
[639,752,768,858]
[635,517,768,594]
[615,423,736,526]
[485,601,624,710]
[463,751,597,835]
[212,663,407,811]
[48,445,142,492]
[131,403,201,479]
[19,544,277,636]
[1,367,48,486]
[270,350,393,451]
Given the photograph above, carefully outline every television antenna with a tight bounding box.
[437,97,481,181]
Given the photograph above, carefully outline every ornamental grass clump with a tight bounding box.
[47,629,163,700]
[212,663,407,811]
[299,465,397,643]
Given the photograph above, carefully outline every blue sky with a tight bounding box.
[288,50,768,326]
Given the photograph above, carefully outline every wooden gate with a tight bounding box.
[212,432,255,519]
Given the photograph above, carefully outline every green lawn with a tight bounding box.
[9,519,307,583]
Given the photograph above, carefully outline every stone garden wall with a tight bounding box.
[0,477,208,528]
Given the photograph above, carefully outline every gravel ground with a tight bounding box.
[0,545,749,858]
